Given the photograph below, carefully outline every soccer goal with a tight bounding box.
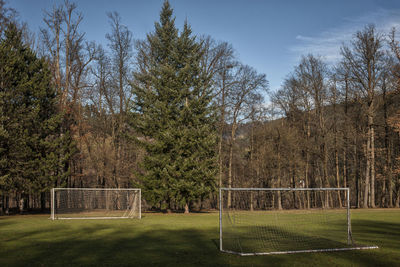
[219,188,378,256]
[51,188,141,220]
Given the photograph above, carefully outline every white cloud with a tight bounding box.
[289,8,400,64]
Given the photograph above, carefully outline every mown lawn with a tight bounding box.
[0,209,399,266]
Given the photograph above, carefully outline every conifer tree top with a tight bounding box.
[159,1,174,27]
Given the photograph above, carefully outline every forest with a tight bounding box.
[1,0,400,214]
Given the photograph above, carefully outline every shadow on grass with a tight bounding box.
[1,224,250,267]
[351,219,400,249]
[0,215,398,267]
[222,224,351,254]
[0,218,15,228]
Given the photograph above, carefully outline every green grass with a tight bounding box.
[0,209,399,266]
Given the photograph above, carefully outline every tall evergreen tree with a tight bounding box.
[132,1,217,213]
[0,23,71,211]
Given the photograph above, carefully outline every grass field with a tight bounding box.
[0,209,399,266]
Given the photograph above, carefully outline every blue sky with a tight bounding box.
[10,0,400,92]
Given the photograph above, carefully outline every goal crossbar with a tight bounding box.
[53,188,141,191]
[219,187,378,256]
[221,187,350,191]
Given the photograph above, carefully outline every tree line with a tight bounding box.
[0,0,399,214]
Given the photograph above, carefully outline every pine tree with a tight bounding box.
[132,1,217,213]
[0,23,71,211]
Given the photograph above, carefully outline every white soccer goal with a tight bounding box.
[219,188,378,256]
[51,188,141,220]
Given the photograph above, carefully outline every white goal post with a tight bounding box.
[51,188,141,220]
[219,188,378,256]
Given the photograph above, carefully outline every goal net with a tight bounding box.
[51,188,141,220]
[219,188,378,255]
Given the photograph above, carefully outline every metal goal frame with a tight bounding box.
[51,188,141,220]
[219,187,378,256]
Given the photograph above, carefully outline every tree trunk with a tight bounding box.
[0,195,3,215]
[305,121,310,209]
[5,195,9,215]
[19,195,24,214]
[40,192,46,211]
[334,115,342,208]
[227,124,237,208]
[382,82,390,207]
[227,141,233,208]
[354,136,360,208]
[64,20,70,109]
[343,76,349,191]
[250,192,254,211]
[343,150,347,188]
[364,126,371,208]
[370,115,376,208]
[199,195,204,211]
[218,133,224,188]
[335,147,342,208]
[218,78,226,190]
[305,156,310,209]
[291,164,297,209]
[277,145,282,210]
[389,141,394,208]
[317,168,325,208]
[55,31,62,109]
[323,143,329,208]
[184,203,189,214]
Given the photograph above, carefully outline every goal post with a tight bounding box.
[51,188,141,220]
[219,188,378,256]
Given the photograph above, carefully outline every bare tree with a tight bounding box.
[41,4,63,103]
[389,27,400,90]
[329,75,343,207]
[226,64,268,206]
[341,25,385,208]
[271,76,303,209]
[106,11,133,120]
[41,1,101,189]
[200,37,236,189]
[297,55,332,207]
[105,11,133,188]
[41,0,85,111]
[271,55,332,208]
[388,27,400,207]
[336,64,361,207]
